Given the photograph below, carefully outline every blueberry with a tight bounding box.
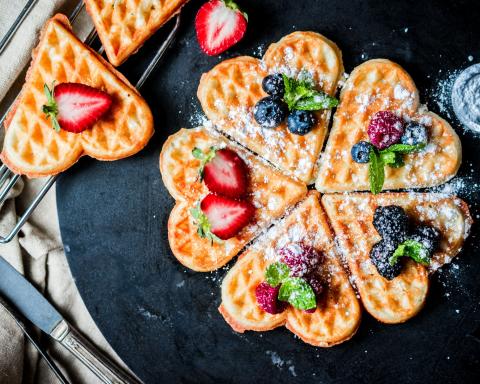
[369,240,402,280]
[262,74,285,97]
[351,141,373,163]
[373,205,409,242]
[410,225,440,255]
[287,110,316,135]
[401,122,428,146]
[253,96,288,128]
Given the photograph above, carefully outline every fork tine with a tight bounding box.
[0,174,20,205]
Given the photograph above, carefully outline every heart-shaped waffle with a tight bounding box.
[219,191,361,346]
[1,15,154,177]
[316,59,461,192]
[322,192,472,323]
[84,0,188,66]
[160,127,307,271]
[197,31,344,184]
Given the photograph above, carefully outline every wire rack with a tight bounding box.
[0,1,180,243]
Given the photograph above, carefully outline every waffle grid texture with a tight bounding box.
[84,0,188,66]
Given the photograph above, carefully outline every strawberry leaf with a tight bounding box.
[42,82,61,132]
[190,204,223,244]
[192,146,217,180]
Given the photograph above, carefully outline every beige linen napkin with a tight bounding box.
[0,2,135,383]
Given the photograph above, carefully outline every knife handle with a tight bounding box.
[51,320,143,384]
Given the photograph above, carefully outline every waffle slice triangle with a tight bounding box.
[316,59,461,193]
[322,192,472,324]
[160,127,307,272]
[197,31,344,184]
[1,14,154,177]
[84,0,188,66]
[219,191,361,346]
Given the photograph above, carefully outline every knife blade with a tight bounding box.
[0,256,143,384]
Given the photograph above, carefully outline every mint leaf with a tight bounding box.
[384,143,426,154]
[368,148,385,194]
[389,239,430,266]
[294,92,339,110]
[265,262,290,287]
[281,74,338,111]
[278,277,316,310]
[380,151,404,168]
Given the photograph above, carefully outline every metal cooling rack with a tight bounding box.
[0,1,180,243]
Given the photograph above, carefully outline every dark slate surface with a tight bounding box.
[57,0,480,383]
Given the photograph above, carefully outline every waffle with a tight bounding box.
[197,31,344,184]
[84,0,188,66]
[322,193,472,324]
[219,191,361,346]
[1,14,154,178]
[160,127,307,271]
[315,59,461,193]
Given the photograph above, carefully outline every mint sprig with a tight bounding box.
[389,239,430,266]
[264,261,316,311]
[265,262,290,287]
[190,204,222,244]
[367,143,426,194]
[282,74,338,111]
[192,147,217,180]
[278,277,316,311]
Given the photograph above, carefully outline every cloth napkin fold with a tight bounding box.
[0,1,135,383]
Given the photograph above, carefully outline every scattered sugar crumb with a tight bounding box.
[265,351,297,377]
[404,27,409,33]
[468,55,474,62]
[176,280,185,288]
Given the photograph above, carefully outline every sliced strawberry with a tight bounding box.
[192,193,254,241]
[192,147,248,198]
[195,0,248,56]
[42,82,112,133]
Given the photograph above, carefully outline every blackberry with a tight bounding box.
[370,240,402,280]
[410,225,441,255]
[373,205,409,242]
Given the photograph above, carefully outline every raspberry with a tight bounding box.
[278,243,322,277]
[367,111,404,149]
[255,282,286,314]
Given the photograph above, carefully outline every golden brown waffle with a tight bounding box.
[322,193,472,324]
[1,14,154,178]
[197,31,344,184]
[316,59,461,193]
[160,127,307,271]
[84,0,188,66]
[219,191,361,346]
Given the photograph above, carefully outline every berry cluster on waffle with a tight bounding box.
[160,127,307,271]
[220,191,362,346]
[316,59,462,193]
[161,31,472,346]
[197,31,344,184]
[1,14,154,177]
[84,0,189,66]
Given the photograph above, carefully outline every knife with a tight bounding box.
[0,256,143,384]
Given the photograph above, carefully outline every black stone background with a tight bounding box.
[57,1,480,382]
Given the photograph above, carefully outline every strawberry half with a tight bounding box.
[195,0,248,56]
[191,193,255,241]
[192,147,248,198]
[42,82,112,133]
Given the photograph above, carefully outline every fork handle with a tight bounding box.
[51,320,142,384]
